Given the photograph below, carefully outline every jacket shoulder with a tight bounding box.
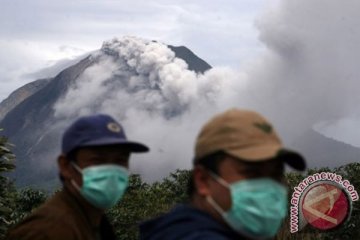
[140,204,241,240]
[181,230,241,240]
[6,215,77,240]
[6,191,86,240]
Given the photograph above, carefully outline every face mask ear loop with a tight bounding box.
[206,195,226,217]
[69,162,82,192]
[71,161,83,174]
[206,171,230,217]
[208,171,230,189]
[71,179,82,192]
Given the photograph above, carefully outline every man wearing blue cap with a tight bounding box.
[7,114,149,240]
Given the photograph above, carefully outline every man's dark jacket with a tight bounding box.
[140,204,243,240]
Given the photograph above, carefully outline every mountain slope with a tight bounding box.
[291,129,360,168]
[0,79,51,121]
[0,37,212,187]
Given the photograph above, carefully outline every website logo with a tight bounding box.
[290,172,358,233]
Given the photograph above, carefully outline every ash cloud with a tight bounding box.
[242,0,360,143]
[53,36,244,180]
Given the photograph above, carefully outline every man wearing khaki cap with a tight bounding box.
[140,108,306,240]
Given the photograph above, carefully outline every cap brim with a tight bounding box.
[80,137,149,153]
[276,149,306,171]
[227,144,281,161]
[227,145,306,171]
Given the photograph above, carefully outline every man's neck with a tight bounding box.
[191,195,255,240]
[191,194,224,223]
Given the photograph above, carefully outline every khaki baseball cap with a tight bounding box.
[194,108,306,171]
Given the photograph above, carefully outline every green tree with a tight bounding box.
[107,170,192,240]
[0,130,16,239]
[9,188,47,225]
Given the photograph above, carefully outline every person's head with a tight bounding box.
[190,108,306,239]
[58,114,149,209]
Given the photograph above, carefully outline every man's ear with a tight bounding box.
[58,154,72,181]
[193,165,212,196]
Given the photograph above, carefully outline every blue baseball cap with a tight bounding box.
[62,114,149,155]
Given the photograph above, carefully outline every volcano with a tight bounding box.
[1,36,359,188]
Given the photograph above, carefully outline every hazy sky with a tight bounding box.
[0,0,275,101]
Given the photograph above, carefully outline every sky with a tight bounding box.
[0,0,272,102]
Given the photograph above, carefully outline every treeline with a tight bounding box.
[1,133,360,239]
